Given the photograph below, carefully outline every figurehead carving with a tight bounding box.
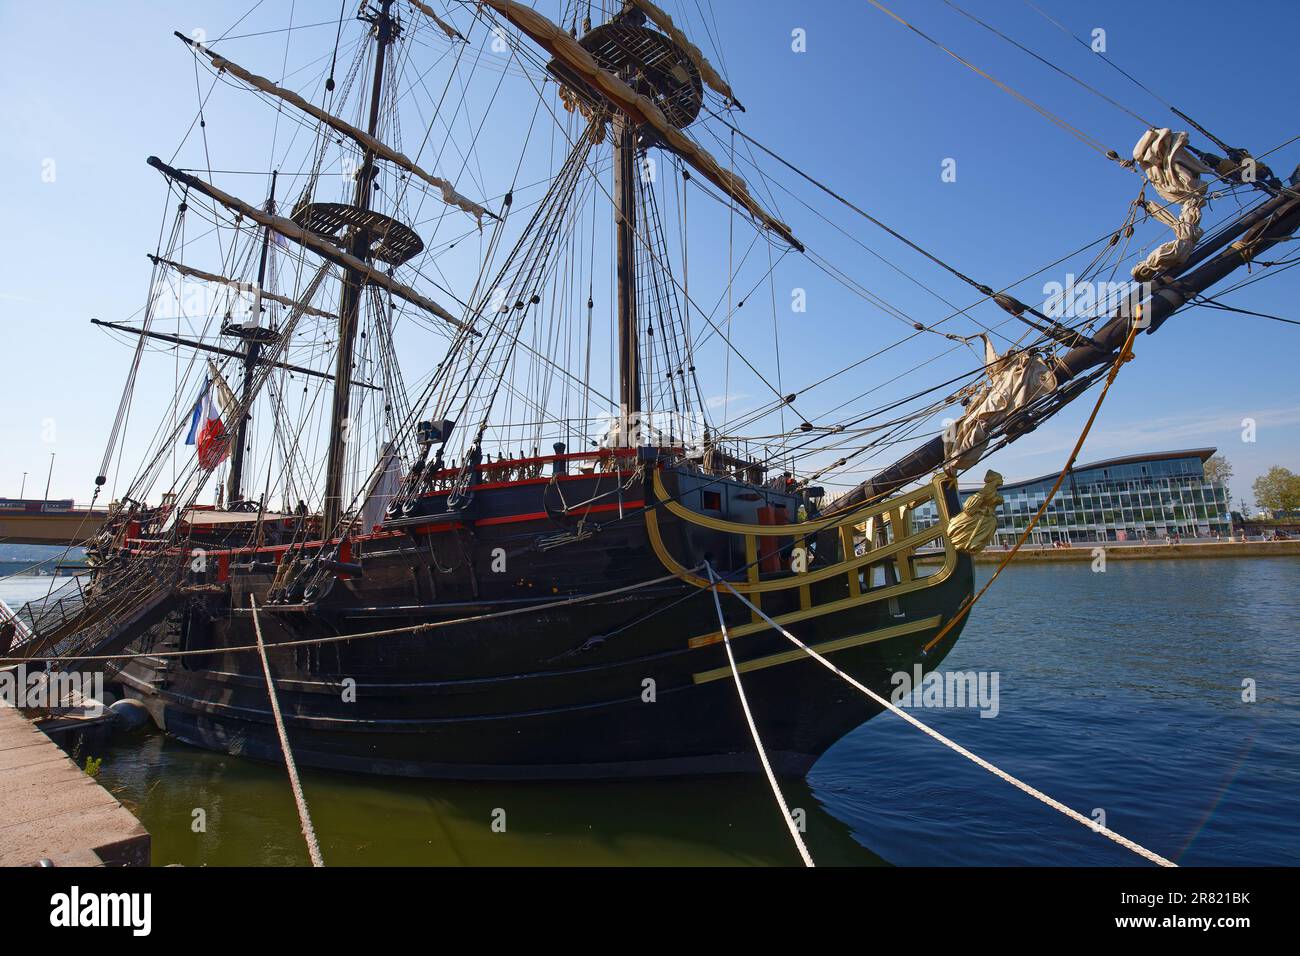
[947,470,1004,554]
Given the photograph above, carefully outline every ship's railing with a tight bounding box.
[2,554,180,663]
[645,471,959,643]
[11,574,88,635]
[415,446,678,489]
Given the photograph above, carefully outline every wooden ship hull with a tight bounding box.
[12,0,1289,794]
[107,461,974,779]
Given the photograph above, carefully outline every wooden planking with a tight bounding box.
[0,704,149,866]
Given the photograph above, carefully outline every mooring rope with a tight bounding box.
[704,564,814,867]
[3,568,701,666]
[249,595,324,867]
[711,576,1175,867]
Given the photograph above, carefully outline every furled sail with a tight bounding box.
[943,335,1058,472]
[181,36,490,225]
[360,441,403,532]
[149,255,336,320]
[1131,128,1212,281]
[147,157,477,334]
[407,0,463,41]
[628,0,739,107]
[480,0,802,251]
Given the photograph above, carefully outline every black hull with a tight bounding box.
[111,466,975,780]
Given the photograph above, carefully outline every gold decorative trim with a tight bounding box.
[641,470,960,647]
[691,615,942,684]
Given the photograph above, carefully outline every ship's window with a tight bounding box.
[702,490,722,511]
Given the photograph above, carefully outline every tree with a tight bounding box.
[1252,466,1300,514]
[1203,454,1233,489]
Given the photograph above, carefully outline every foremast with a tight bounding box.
[225,169,278,505]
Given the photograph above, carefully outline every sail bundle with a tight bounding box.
[943,336,1058,472]
[183,37,490,226]
[147,157,476,334]
[1131,128,1212,281]
[480,0,801,251]
[406,0,464,41]
[149,255,336,320]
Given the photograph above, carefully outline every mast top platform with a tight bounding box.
[291,200,425,267]
[554,15,703,130]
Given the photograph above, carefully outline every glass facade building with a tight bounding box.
[913,448,1231,545]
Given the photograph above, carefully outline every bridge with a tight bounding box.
[0,499,107,547]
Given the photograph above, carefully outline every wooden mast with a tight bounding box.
[226,169,277,505]
[323,0,397,533]
[609,5,650,446]
[613,111,640,444]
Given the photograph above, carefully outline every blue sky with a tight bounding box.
[1,0,1296,510]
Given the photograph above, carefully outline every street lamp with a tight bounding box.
[42,453,55,507]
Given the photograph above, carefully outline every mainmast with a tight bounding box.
[322,0,399,533]
[482,0,800,449]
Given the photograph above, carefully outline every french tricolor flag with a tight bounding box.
[185,378,230,470]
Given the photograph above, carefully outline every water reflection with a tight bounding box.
[98,730,884,866]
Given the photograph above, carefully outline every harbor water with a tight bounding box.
[3,556,1297,866]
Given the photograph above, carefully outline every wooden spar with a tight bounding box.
[148,255,336,319]
[144,157,475,335]
[832,183,1300,511]
[175,32,492,224]
[88,319,381,389]
[478,0,802,251]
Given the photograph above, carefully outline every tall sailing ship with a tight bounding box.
[4,0,1297,779]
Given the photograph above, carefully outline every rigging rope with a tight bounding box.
[3,568,701,665]
[942,0,1158,128]
[865,0,1128,165]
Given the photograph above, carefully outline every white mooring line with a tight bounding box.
[707,568,1175,868]
[705,565,816,867]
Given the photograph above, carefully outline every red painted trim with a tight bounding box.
[420,471,626,498]
[475,499,645,527]
[126,528,409,559]
[407,521,467,536]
